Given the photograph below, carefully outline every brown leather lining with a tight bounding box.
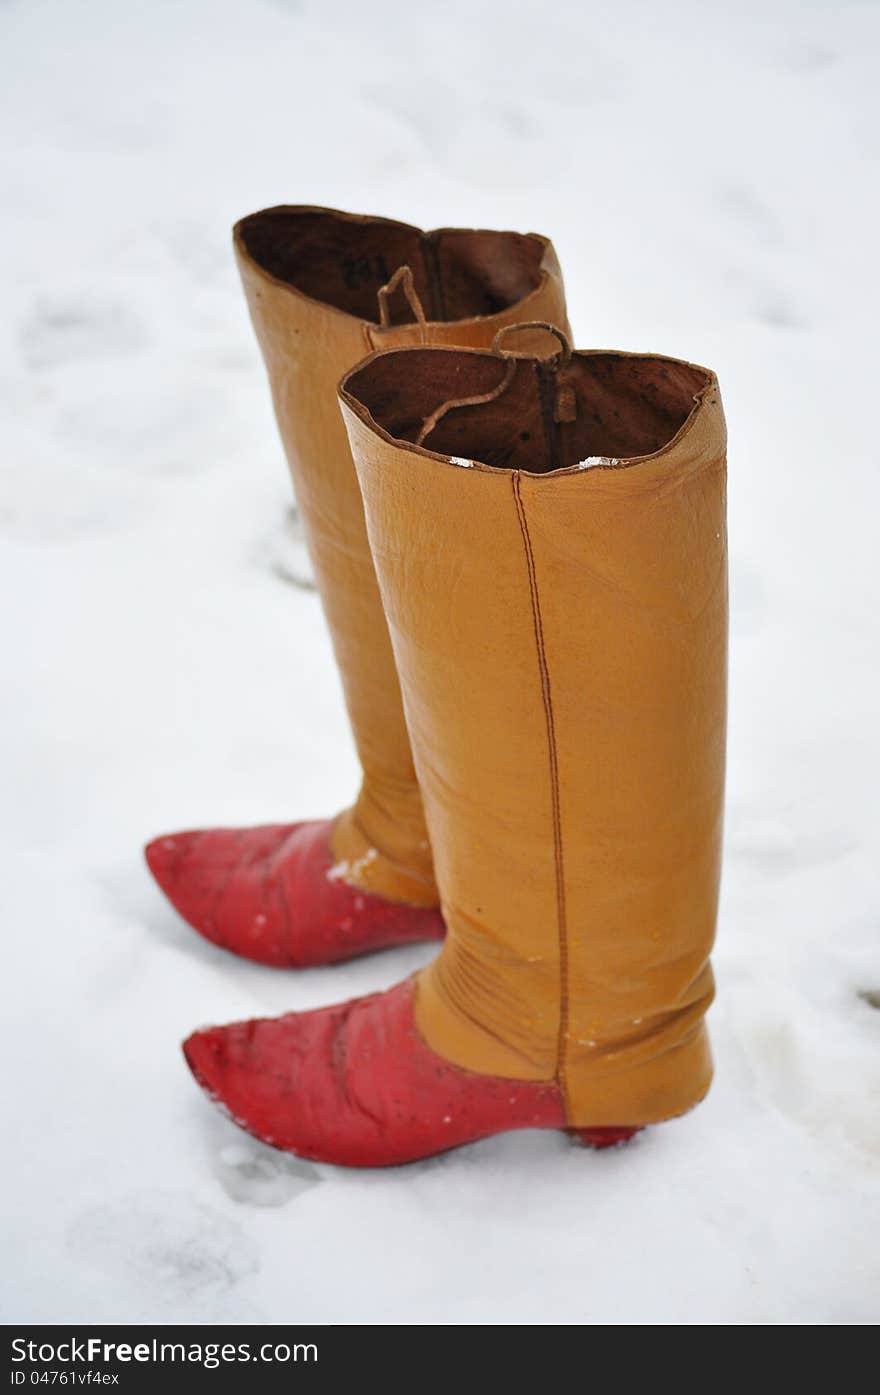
[344,349,712,473]
[236,207,545,326]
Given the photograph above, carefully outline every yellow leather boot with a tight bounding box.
[183,325,728,1165]
[145,208,569,966]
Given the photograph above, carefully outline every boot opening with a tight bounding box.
[342,350,713,472]
[236,207,545,325]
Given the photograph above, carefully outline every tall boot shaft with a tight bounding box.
[340,336,727,1126]
[235,207,569,901]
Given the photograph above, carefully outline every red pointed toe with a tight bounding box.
[145,818,445,967]
[145,831,187,886]
[182,979,642,1167]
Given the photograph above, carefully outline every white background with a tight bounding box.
[1,0,878,1324]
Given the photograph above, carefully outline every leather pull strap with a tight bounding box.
[377,265,427,338]
[493,321,577,426]
[416,359,516,448]
[491,320,573,365]
[417,320,576,448]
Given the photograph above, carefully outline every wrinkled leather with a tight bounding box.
[145,820,444,967]
[184,977,573,1166]
[234,206,570,905]
[185,977,636,1165]
[340,345,727,1127]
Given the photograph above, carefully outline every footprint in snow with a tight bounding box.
[213,1141,320,1207]
[67,1190,259,1304]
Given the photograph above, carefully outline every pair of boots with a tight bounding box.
[146,205,728,1168]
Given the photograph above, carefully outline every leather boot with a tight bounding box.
[146,208,569,966]
[183,325,728,1162]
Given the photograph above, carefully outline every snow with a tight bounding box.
[1,0,878,1326]
[327,847,378,884]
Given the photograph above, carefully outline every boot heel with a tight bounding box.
[567,1126,641,1150]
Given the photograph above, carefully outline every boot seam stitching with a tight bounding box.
[511,471,571,1119]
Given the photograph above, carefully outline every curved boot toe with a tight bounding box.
[182,979,640,1167]
[183,1016,311,1151]
[145,823,296,964]
[184,1001,370,1158]
[146,818,445,968]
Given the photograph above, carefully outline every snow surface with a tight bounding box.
[1,0,879,1326]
